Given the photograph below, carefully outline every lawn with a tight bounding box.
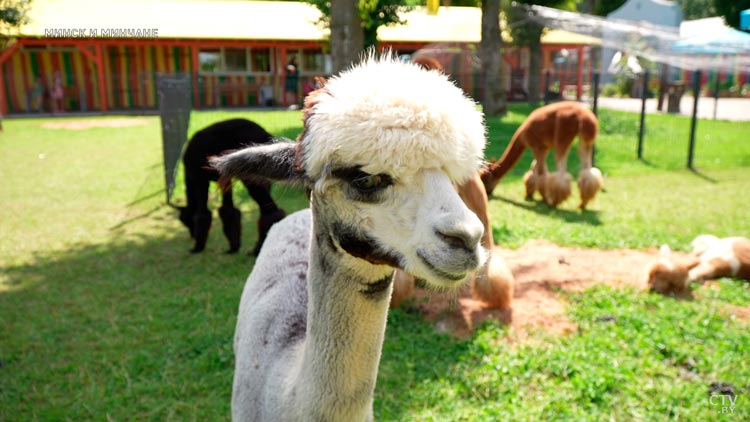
[1,104,748,421]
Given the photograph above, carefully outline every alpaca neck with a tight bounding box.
[289,211,394,421]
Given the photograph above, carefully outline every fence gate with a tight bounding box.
[157,73,192,206]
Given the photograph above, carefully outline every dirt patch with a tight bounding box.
[41,118,151,130]
[408,240,688,341]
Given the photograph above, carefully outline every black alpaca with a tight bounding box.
[178,118,286,255]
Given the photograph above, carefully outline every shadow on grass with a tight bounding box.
[375,309,483,421]
[688,167,719,183]
[1,214,482,422]
[0,226,262,419]
[492,195,602,226]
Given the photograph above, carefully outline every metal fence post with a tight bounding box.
[637,70,650,159]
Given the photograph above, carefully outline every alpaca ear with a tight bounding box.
[209,140,306,188]
[658,244,672,256]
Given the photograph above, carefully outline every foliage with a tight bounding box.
[304,0,418,49]
[713,0,750,30]
[578,0,716,20]
[677,0,716,19]
[577,0,627,16]
[0,0,30,42]
[0,0,29,26]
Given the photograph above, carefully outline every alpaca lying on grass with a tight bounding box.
[210,53,488,421]
[177,118,286,255]
[646,235,750,295]
[479,101,603,209]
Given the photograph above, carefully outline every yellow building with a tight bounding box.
[1,0,598,114]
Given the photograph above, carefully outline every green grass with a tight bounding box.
[1,105,748,421]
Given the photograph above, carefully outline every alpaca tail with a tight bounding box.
[479,133,526,195]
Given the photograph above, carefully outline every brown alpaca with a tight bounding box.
[480,101,603,209]
[646,235,750,295]
[390,174,514,310]
[390,55,514,311]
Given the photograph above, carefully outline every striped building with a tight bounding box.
[0,0,598,115]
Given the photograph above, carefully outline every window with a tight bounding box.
[301,49,331,74]
[198,48,274,74]
[224,48,248,72]
[251,48,271,72]
[199,50,220,72]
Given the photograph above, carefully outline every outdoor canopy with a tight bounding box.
[511,2,750,72]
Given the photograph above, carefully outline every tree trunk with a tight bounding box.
[330,0,364,75]
[480,0,507,117]
[527,34,543,104]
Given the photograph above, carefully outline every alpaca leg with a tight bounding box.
[529,148,548,202]
[576,140,603,210]
[244,180,286,256]
[523,160,538,200]
[191,210,212,253]
[688,260,732,283]
[390,269,415,308]
[219,190,242,254]
[543,146,573,207]
[185,173,212,253]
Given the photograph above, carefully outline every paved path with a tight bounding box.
[595,96,749,122]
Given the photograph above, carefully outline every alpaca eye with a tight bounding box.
[350,172,392,193]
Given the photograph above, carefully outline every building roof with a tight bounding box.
[20,0,596,45]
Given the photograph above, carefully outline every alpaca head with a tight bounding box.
[212,52,487,288]
[577,167,603,209]
[645,245,699,295]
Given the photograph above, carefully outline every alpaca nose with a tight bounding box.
[435,221,483,250]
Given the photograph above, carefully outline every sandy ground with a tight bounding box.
[41,117,151,130]
[405,240,697,341]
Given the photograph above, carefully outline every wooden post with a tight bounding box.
[95,44,108,112]
[576,46,584,100]
[191,45,200,109]
[0,43,21,115]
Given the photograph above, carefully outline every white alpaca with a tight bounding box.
[211,53,488,422]
[645,235,750,294]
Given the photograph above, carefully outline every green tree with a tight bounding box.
[577,0,625,16]
[304,0,418,51]
[677,0,716,19]
[713,0,750,30]
[0,0,31,45]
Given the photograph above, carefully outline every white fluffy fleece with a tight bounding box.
[300,53,486,184]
